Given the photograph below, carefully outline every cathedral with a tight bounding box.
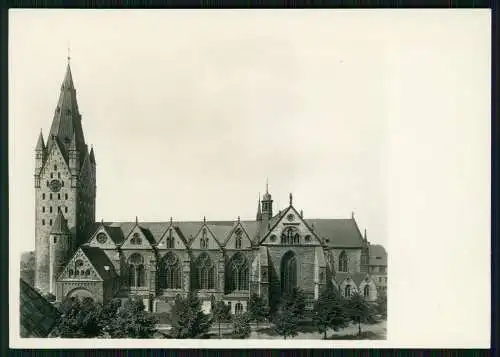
[33,60,385,314]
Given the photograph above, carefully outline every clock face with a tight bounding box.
[96,233,107,244]
[49,179,62,192]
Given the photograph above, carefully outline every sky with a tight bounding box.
[9,10,388,253]
[9,10,492,347]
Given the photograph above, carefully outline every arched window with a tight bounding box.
[363,285,370,299]
[128,253,145,287]
[42,193,45,200]
[281,251,297,295]
[69,269,74,276]
[235,302,244,315]
[344,284,351,297]
[54,164,57,171]
[235,229,242,249]
[42,206,45,213]
[166,230,175,248]
[194,253,215,289]
[281,227,299,245]
[338,251,348,272]
[228,253,248,292]
[159,252,181,289]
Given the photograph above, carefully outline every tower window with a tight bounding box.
[54,164,57,171]
[50,173,53,179]
[62,181,64,187]
[49,194,52,200]
[42,206,45,213]
[53,237,57,243]
[65,193,68,200]
[65,207,68,213]
[58,193,61,200]
[49,206,52,213]
[42,193,45,200]
[49,219,52,226]
[42,219,45,225]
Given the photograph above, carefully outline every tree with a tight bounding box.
[52,297,103,338]
[247,294,269,330]
[273,288,306,340]
[211,300,231,338]
[108,298,158,338]
[345,292,374,336]
[170,291,212,338]
[375,293,387,320]
[312,286,349,339]
[232,312,251,339]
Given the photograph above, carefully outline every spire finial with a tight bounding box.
[238,216,240,223]
[135,216,138,224]
[266,178,269,194]
[67,42,71,65]
[170,216,173,224]
[364,229,367,240]
[203,216,206,223]
[289,193,293,205]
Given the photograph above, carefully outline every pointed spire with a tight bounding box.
[51,210,70,235]
[364,229,367,240]
[35,130,45,151]
[89,145,95,164]
[135,216,138,224]
[62,57,74,90]
[256,193,262,221]
[203,216,206,224]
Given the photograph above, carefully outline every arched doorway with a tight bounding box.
[280,251,297,295]
[66,287,94,301]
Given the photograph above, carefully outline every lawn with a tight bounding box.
[157,320,387,340]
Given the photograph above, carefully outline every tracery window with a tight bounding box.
[338,251,348,272]
[128,253,145,287]
[280,251,297,294]
[194,253,215,290]
[280,227,300,245]
[159,252,182,289]
[228,253,249,292]
[131,232,142,245]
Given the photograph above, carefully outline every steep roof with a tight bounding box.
[47,63,87,164]
[20,279,61,337]
[306,218,364,248]
[51,211,70,235]
[334,271,369,287]
[368,244,387,266]
[85,216,365,249]
[80,245,118,280]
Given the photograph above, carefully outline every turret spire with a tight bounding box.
[35,130,45,151]
[262,180,273,220]
[256,193,262,221]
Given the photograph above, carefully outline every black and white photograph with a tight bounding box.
[9,9,490,348]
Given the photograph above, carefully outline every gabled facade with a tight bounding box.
[34,60,386,315]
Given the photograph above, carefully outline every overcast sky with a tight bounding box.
[10,10,389,253]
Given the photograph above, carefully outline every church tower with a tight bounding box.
[34,58,96,294]
[261,182,273,220]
